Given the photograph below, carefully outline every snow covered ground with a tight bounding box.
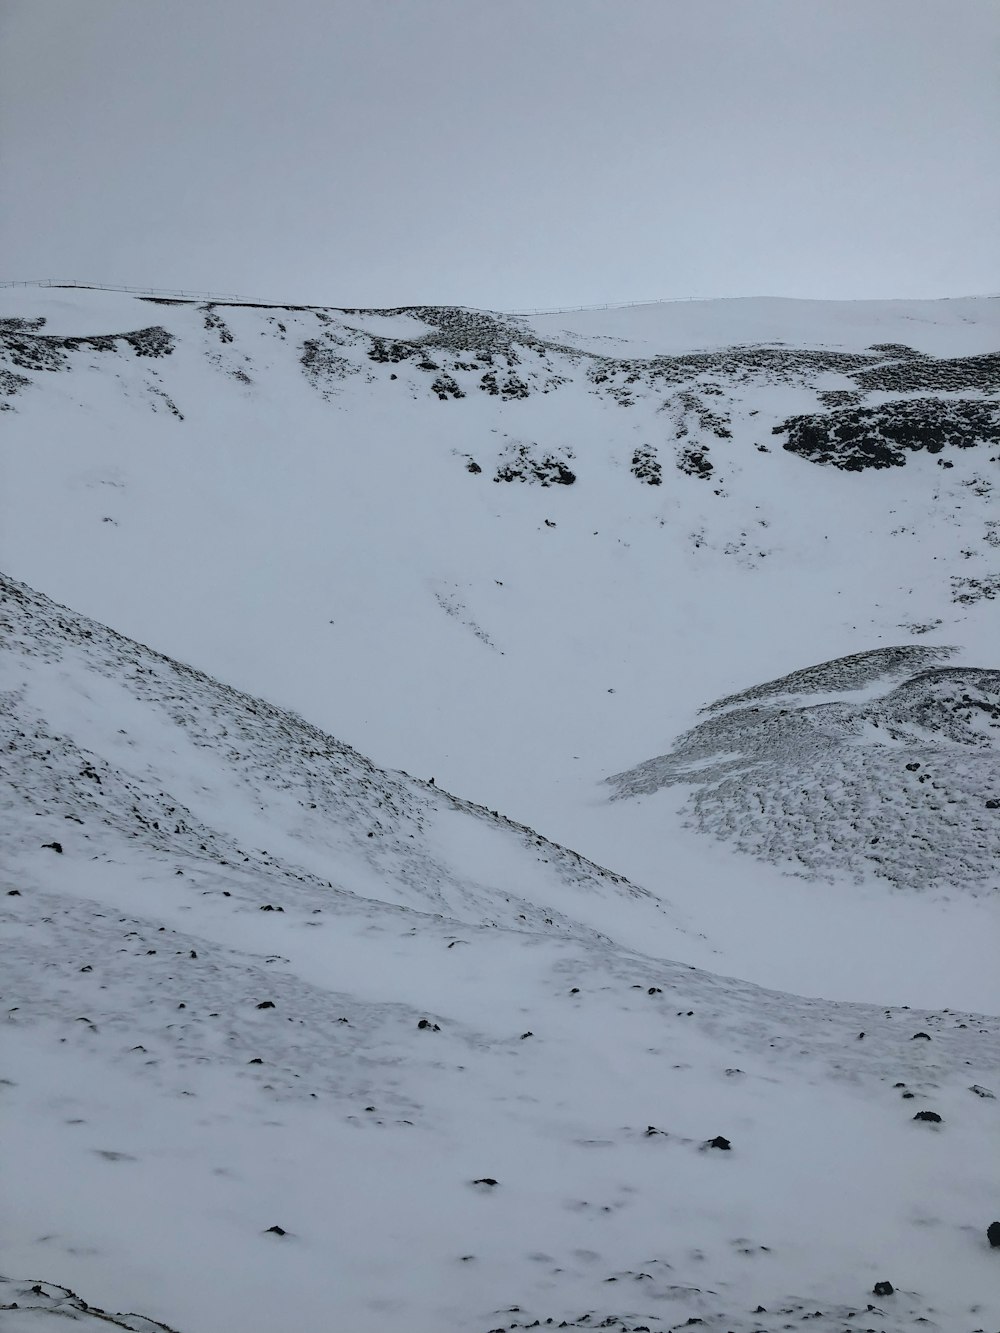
[2,288,999,1331]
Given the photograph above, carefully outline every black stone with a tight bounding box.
[873,1281,894,1296]
[986,1221,1000,1247]
[42,841,63,853]
[913,1110,942,1123]
[706,1136,731,1150]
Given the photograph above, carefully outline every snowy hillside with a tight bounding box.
[2,287,999,1003]
[610,644,1000,891]
[3,572,999,1333]
[2,286,999,1331]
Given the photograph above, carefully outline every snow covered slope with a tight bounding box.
[610,644,1000,891]
[2,287,998,1005]
[3,572,999,1333]
[2,286,999,1329]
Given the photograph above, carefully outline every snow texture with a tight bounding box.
[2,288,999,1332]
[609,647,1000,890]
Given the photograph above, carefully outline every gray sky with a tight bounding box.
[2,0,997,309]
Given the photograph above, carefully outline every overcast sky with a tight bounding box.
[1,0,997,310]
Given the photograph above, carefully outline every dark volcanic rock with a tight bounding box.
[631,444,662,484]
[677,446,714,479]
[774,398,1000,471]
[495,443,576,486]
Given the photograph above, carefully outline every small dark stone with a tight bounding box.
[911,1032,931,1040]
[873,1281,894,1296]
[256,1000,276,1009]
[42,841,63,854]
[705,1136,731,1150]
[473,1177,498,1186]
[520,1031,533,1039]
[417,1018,440,1031]
[264,1225,286,1236]
[647,987,661,995]
[913,1110,942,1123]
[248,1058,263,1064]
[8,889,21,896]
[987,1220,1000,1247]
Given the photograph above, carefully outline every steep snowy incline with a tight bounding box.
[1,289,998,1005]
[0,572,686,950]
[2,574,999,1333]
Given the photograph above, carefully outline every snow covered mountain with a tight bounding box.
[1,286,999,1331]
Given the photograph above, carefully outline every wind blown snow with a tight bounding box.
[2,288,999,1332]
